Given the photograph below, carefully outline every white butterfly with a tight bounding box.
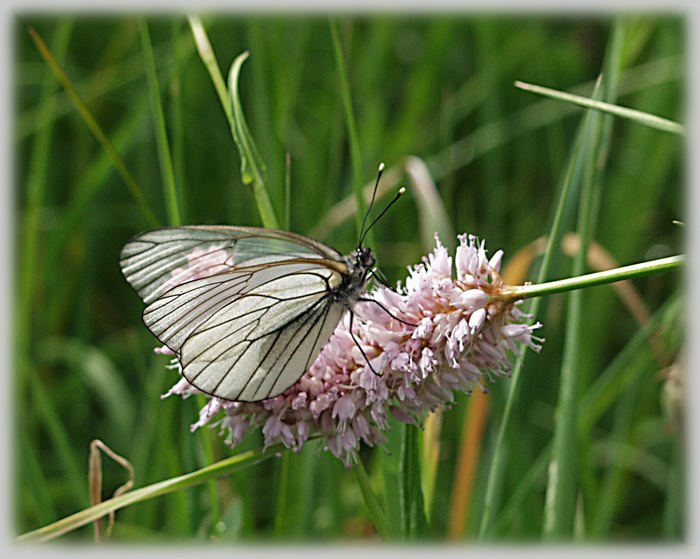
[120,226,376,402]
[120,167,404,402]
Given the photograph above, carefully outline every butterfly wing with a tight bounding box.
[120,226,350,401]
[120,225,344,304]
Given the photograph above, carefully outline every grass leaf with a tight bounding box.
[18,446,281,542]
[514,80,684,135]
[227,51,279,229]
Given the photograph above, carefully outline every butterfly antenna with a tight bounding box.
[358,186,407,247]
[358,162,385,249]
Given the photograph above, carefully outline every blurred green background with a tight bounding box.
[14,13,684,542]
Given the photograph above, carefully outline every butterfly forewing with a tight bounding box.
[120,226,344,304]
[120,226,359,402]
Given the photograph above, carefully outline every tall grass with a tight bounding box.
[14,13,684,542]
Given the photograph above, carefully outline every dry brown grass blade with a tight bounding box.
[447,389,489,540]
[661,352,685,435]
[88,440,135,542]
[422,409,442,516]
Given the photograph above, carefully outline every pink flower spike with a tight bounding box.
[489,250,504,274]
[154,345,175,355]
[159,233,544,464]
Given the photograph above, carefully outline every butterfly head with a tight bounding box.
[356,245,376,272]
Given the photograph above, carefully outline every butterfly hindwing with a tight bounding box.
[182,283,344,401]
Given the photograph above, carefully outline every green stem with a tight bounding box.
[353,459,390,540]
[18,445,281,543]
[499,255,684,301]
[187,16,232,124]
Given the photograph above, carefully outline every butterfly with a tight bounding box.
[120,165,405,402]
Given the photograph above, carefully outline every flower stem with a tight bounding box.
[498,255,684,301]
[353,459,391,540]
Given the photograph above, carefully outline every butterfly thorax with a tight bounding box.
[334,246,375,306]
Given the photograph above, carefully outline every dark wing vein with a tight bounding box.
[120,226,347,304]
[121,226,355,402]
[210,295,332,401]
[182,288,328,382]
[178,283,345,401]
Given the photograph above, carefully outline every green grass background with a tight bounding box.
[14,13,684,542]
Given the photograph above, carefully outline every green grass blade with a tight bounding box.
[354,458,390,540]
[187,16,232,124]
[428,54,681,184]
[514,81,684,135]
[27,27,160,228]
[578,293,681,434]
[40,338,136,438]
[22,358,91,510]
[44,96,151,272]
[19,433,58,527]
[400,424,430,540]
[18,445,282,542]
[139,19,181,225]
[544,19,625,539]
[273,452,291,538]
[478,91,595,543]
[192,394,223,533]
[542,82,603,544]
[169,19,188,224]
[18,19,72,366]
[495,293,681,534]
[663,433,684,540]
[227,52,279,229]
[189,18,279,229]
[329,18,368,243]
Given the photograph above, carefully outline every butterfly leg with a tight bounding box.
[347,309,381,376]
[368,267,397,292]
[357,296,418,328]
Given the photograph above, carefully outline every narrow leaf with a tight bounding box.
[27,26,160,228]
[353,459,391,540]
[18,446,281,543]
[227,52,279,229]
[514,80,684,135]
[139,19,181,225]
[400,424,430,540]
